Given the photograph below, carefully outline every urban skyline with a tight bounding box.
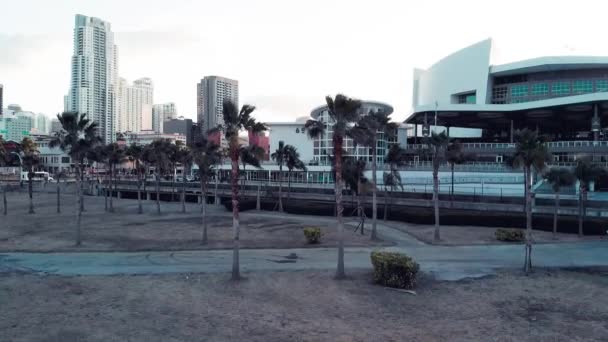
[4,0,608,124]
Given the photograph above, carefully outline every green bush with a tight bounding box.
[303,227,321,244]
[370,251,419,289]
[495,228,525,242]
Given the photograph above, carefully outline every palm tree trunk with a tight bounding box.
[28,171,34,214]
[137,169,143,214]
[256,183,261,211]
[287,169,292,202]
[109,164,114,213]
[371,145,378,240]
[553,191,559,239]
[75,164,82,246]
[181,165,187,213]
[334,135,345,279]
[3,186,7,215]
[230,147,240,280]
[56,183,61,213]
[524,167,533,274]
[357,179,363,236]
[451,163,455,199]
[579,188,587,237]
[156,174,161,215]
[214,174,219,205]
[201,177,208,244]
[278,164,283,212]
[433,167,440,241]
[383,186,388,221]
[104,171,109,211]
[578,186,583,237]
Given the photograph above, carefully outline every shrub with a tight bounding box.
[370,251,419,289]
[303,227,321,244]
[495,228,525,242]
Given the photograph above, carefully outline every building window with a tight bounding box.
[551,81,570,95]
[531,83,549,96]
[510,85,528,98]
[457,92,476,104]
[573,80,593,94]
[596,79,608,92]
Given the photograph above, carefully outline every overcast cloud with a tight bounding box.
[1,0,608,122]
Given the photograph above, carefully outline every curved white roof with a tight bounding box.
[490,56,608,76]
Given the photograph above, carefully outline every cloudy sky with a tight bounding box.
[1,0,607,123]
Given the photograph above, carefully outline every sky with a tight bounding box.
[2,0,608,123]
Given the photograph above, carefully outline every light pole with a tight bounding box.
[434,101,438,134]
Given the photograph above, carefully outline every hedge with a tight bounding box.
[371,251,419,289]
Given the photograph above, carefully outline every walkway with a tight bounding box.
[2,210,607,280]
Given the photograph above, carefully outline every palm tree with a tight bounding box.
[50,112,101,246]
[383,144,406,220]
[285,145,307,201]
[511,128,551,274]
[126,143,145,214]
[446,140,466,197]
[176,143,193,213]
[104,143,127,213]
[86,145,108,210]
[239,144,264,197]
[167,142,181,201]
[270,141,288,212]
[305,94,362,279]
[191,136,221,244]
[544,168,575,239]
[19,137,40,214]
[574,157,606,237]
[350,110,398,240]
[222,100,266,280]
[428,131,449,241]
[342,158,368,234]
[0,136,8,215]
[142,139,173,215]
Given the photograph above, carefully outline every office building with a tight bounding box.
[125,130,186,146]
[50,118,63,134]
[310,101,395,166]
[163,117,193,146]
[152,102,177,133]
[116,77,154,134]
[197,76,239,133]
[67,14,118,143]
[406,38,608,172]
[0,110,34,142]
[267,119,314,163]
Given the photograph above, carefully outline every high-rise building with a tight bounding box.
[0,84,3,116]
[197,76,239,133]
[152,102,177,133]
[163,117,193,146]
[67,14,118,143]
[33,113,51,134]
[50,118,63,134]
[116,77,154,133]
[0,110,34,142]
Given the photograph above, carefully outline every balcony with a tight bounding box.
[405,140,608,154]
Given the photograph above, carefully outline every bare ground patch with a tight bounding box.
[0,192,387,252]
[0,269,607,341]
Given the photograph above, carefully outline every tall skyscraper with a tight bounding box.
[67,14,118,143]
[152,102,177,133]
[197,76,239,133]
[116,77,154,133]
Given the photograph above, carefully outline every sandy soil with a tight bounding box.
[389,221,606,246]
[0,269,607,341]
[0,192,386,252]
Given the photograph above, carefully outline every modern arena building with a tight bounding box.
[405,38,608,174]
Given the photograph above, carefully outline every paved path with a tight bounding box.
[1,210,607,280]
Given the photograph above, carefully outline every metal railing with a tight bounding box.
[406,140,608,151]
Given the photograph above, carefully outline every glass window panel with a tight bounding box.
[551,81,570,95]
[596,79,608,92]
[573,80,593,94]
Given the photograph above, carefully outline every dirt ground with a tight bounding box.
[0,268,606,341]
[390,221,606,246]
[0,192,386,252]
